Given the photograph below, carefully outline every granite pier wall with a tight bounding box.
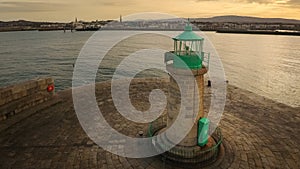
[0,77,55,121]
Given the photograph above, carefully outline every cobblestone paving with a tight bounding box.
[0,79,299,169]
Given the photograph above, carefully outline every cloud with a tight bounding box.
[288,0,300,5]
[100,2,119,6]
[239,0,275,4]
[194,0,291,4]
[195,0,300,7]
[88,0,137,6]
[233,0,300,8]
[0,1,64,12]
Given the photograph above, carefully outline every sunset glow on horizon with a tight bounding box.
[0,0,299,21]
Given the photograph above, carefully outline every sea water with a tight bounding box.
[0,30,299,107]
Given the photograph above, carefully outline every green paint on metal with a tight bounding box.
[172,23,206,69]
[173,53,203,69]
[198,117,210,147]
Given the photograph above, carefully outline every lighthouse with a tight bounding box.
[150,22,221,164]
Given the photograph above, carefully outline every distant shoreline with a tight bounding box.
[1,28,299,37]
[216,29,300,36]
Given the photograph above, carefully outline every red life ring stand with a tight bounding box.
[47,84,55,92]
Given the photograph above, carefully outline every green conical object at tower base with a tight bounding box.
[198,117,210,147]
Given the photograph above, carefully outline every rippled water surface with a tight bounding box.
[0,31,299,107]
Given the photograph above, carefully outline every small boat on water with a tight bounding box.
[75,27,100,31]
[75,25,100,31]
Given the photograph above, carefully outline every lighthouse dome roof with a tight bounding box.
[173,24,204,41]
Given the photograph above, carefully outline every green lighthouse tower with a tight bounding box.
[165,22,210,122]
[151,23,218,164]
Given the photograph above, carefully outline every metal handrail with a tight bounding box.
[202,52,210,70]
[164,51,210,70]
[148,115,222,155]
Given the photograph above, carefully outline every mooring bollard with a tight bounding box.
[138,131,144,137]
[208,80,211,87]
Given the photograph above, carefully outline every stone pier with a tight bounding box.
[0,78,299,169]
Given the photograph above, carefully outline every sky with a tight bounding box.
[0,0,299,22]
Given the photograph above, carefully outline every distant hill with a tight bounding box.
[0,20,66,27]
[192,15,300,24]
[1,16,300,25]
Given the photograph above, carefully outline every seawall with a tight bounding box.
[0,77,54,121]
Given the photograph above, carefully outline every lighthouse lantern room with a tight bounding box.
[172,23,205,69]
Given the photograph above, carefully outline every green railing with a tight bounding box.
[148,115,222,164]
[202,52,210,70]
[148,115,167,137]
[164,51,210,70]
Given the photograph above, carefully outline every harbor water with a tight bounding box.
[0,30,299,107]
